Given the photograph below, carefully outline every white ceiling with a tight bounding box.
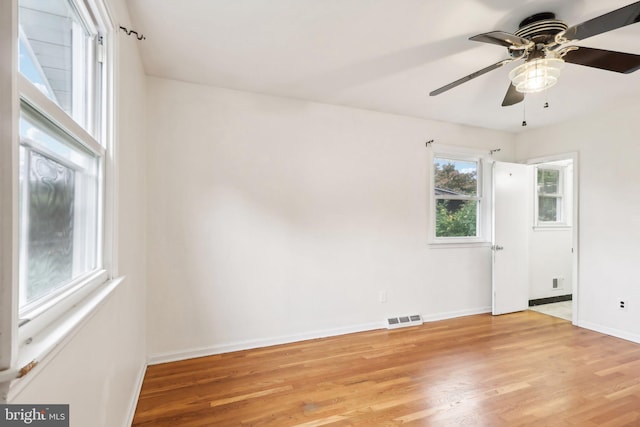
[126,0,640,133]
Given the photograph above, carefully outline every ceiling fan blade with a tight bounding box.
[502,83,525,107]
[430,59,512,96]
[562,1,640,42]
[469,31,532,49]
[563,46,640,74]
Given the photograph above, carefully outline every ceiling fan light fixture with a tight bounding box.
[508,57,564,93]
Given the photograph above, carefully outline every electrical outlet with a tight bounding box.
[618,300,627,311]
[552,276,564,290]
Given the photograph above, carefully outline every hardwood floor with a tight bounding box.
[132,312,640,426]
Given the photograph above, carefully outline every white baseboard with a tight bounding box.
[147,307,493,365]
[578,321,640,345]
[421,306,491,322]
[148,321,385,365]
[125,362,147,426]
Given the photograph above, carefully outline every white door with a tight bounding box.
[492,161,529,315]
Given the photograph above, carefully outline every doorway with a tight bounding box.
[492,153,578,323]
[526,156,576,322]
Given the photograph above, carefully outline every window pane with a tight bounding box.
[24,151,75,302]
[538,196,561,222]
[19,0,92,129]
[434,158,478,197]
[19,113,100,312]
[435,199,478,237]
[537,169,559,194]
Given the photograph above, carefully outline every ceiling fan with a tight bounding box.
[430,1,640,107]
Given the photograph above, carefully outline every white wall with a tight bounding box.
[516,96,640,342]
[528,229,572,300]
[9,1,148,425]
[146,77,516,361]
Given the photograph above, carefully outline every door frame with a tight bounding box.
[524,152,579,325]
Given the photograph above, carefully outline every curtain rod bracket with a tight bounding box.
[119,26,146,41]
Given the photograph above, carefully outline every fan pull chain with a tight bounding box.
[522,98,527,127]
[544,88,549,109]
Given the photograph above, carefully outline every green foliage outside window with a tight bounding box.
[435,200,477,237]
[434,159,479,238]
[434,162,477,195]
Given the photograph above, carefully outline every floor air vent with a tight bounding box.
[386,314,423,329]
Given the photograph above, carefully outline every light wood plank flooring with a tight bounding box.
[132,311,640,426]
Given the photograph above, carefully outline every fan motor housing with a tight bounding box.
[515,12,568,44]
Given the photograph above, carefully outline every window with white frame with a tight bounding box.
[14,0,112,351]
[19,0,102,135]
[535,166,565,225]
[431,150,488,243]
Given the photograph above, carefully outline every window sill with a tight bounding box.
[429,241,492,249]
[533,225,572,231]
[0,276,124,402]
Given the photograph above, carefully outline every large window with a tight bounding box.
[431,148,490,244]
[434,157,480,238]
[17,0,108,320]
